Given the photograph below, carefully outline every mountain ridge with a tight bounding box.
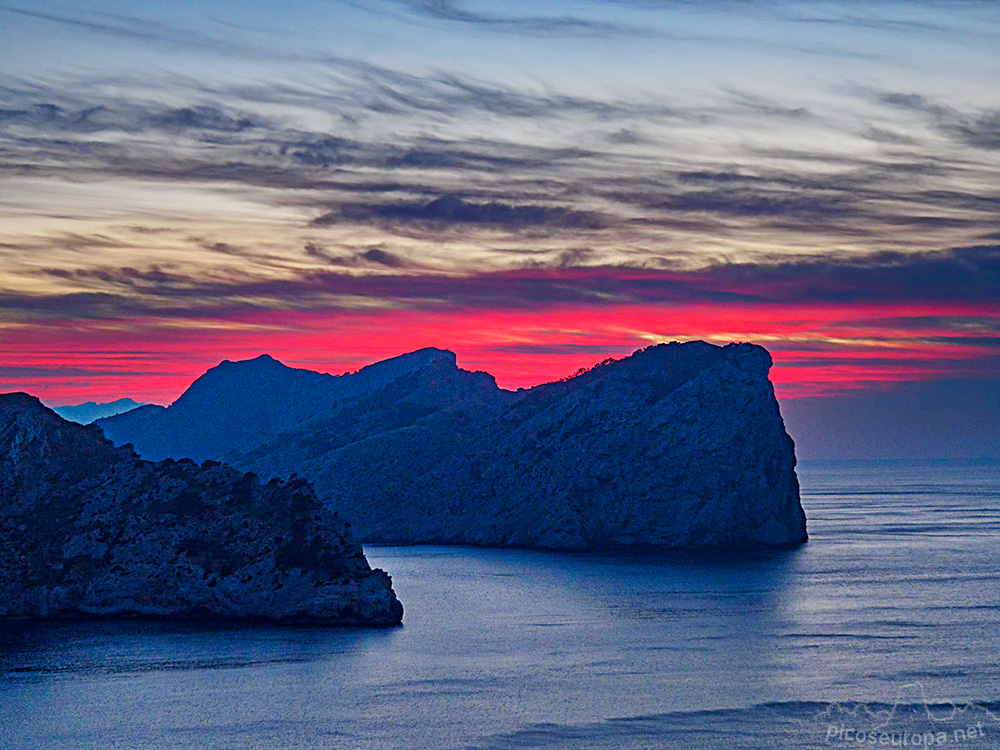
[99,341,807,550]
[51,397,147,424]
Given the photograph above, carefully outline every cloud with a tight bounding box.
[4,242,995,324]
[2,5,190,44]
[312,195,606,230]
[0,93,268,137]
[3,37,1000,315]
[303,242,336,263]
[651,189,854,219]
[0,4,281,59]
[147,106,264,134]
[5,58,996,257]
[877,89,1000,151]
[482,342,624,357]
[947,110,1000,151]
[358,247,406,267]
[351,0,660,39]
[0,364,110,378]
[701,244,1000,304]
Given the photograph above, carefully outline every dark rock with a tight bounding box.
[0,393,403,625]
[98,341,807,550]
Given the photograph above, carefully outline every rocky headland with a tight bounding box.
[99,341,808,550]
[0,393,403,625]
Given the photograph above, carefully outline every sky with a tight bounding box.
[1,0,998,458]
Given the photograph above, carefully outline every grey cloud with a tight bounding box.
[877,89,1000,151]
[878,91,946,115]
[720,88,813,120]
[420,75,680,120]
[698,244,1000,304]
[483,343,623,357]
[313,195,607,230]
[837,315,1000,334]
[4,243,994,323]
[0,95,268,136]
[44,265,186,290]
[303,242,412,269]
[354,0,658,38]
[303,242,334,262]
[359,248,406,267]
[606,128,643,144]
[2,5,189,44]
[0,4,285,60]
[0,365,125,378]
[859,126,919,145]
[3,61,1000,258]
[788,9,976,38]
[948,110,1000,151]
[147,106,264,133]
[652,189,854,219]
[284,134,544,172]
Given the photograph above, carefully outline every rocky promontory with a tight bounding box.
[0,393,403,625]
[99,341,807,550]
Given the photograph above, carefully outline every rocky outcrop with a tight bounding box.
[99,341,807,550]
[0,393,403,625]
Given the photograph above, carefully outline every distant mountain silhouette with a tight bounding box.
[51,397,146,424]
[98,342,807,549]
[0,393,402,625]
[99,350,457,461]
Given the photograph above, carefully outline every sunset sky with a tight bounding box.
[1,1,998,457]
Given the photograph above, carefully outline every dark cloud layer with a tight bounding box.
[313,195,606,230]
[8,242,996,322]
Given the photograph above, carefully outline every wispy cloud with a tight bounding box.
[4,66,999,257]
[2,242,995,323]
[313,195,607,230]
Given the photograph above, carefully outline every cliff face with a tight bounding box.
[0,393,403,625]
[99,341,807,550]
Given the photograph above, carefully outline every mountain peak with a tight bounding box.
[0,392,45,412]
[404,347,457,365]
[352,347,457,382]
[217,353,285,369]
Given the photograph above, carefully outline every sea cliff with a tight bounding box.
[0,393,403,625]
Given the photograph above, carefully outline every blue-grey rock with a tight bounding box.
[98,341,807,550]
[0,393,403,625]
[51,398,146,425]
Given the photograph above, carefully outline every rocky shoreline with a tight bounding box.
[0,393,403,626]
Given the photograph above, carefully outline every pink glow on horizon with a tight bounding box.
[3,300,997,406]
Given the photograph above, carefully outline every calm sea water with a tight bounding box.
[2,460,999,749]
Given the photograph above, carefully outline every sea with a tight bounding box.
[1,460,998,749]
